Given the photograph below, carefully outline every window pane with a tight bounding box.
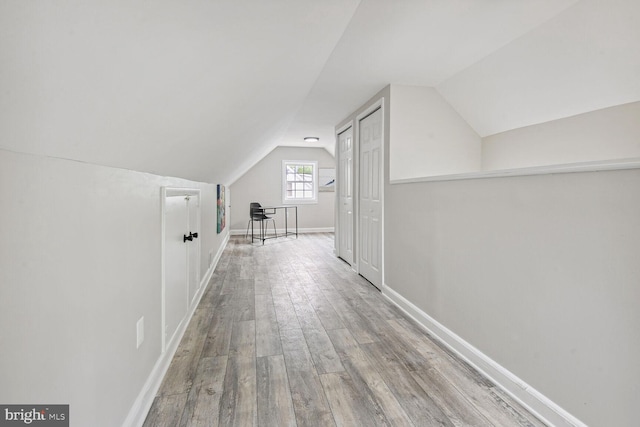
[284,162,316,201]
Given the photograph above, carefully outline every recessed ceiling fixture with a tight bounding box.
[304,137,319,143]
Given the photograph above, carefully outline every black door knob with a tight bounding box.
[183,234,193,242]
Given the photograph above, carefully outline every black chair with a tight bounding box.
[245,202,277,242]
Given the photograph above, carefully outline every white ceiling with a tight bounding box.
[1,0,637,184]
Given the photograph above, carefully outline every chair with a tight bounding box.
[245,202,277,242]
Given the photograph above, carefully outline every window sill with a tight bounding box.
[283,199,318,205]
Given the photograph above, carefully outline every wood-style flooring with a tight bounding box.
[144,233,546,427]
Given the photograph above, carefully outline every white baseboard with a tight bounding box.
[123,233,230,427]
[230,227,334,236]
[383,285,587,427]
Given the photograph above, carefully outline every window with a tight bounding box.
[282,160,318,204]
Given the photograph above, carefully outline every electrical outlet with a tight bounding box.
[209,250,214,266]
[136,316,144,349]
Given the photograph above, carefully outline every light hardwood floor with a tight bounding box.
[144,233,546,427]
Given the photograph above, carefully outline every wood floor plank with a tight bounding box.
[201,311,233,357]
[229,320,256,358]
[271,286,301,331]
[256,355,297,427]
[302,326,345,374]
[219,356,257,427]
[410,367,493,427]
[179,356,227,427]
[362,341,455,426]
[254,276,271,295]
[322,287,378,344]
[254,293,282,357]
[328,328,414,426]
[232,282,255,322]
[288,292,344,374]
[302,286,346,331]
[280,327,336,427]
[143,394,188,427]
[319,371,381,427]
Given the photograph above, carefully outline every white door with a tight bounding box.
[163,188,201,351]
[338,126,354,265]
[358,107,383,289]
[164,195,189,348]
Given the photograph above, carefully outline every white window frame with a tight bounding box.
[282,160,318,204]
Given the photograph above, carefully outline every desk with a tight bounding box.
[250,205,298,244]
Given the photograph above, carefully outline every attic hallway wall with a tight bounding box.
[229,146,335,233]
[0,148,227,427]
[384,167,640,427]
[481,100,640,170]
[144,234,546,427]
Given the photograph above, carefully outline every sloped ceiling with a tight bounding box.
[1,0,637,185]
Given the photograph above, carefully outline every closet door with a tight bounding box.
[164,194,189,348]
[162,188,201,351]
[358,107,383,289]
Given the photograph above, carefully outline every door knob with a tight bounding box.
[183,234,193,242]
[190,232,199,239]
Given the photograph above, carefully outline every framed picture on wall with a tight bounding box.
[319,168,336,192]
[217,184,225,233]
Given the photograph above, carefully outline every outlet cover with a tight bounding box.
[136,316,144,349]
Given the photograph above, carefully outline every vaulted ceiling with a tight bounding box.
[2,0,638,184]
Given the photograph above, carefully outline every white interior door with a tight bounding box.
[187,195,200,305]
[164,194,189,347]
[358,107,383,289]
[338,126,354,265]
[163,188,201,351]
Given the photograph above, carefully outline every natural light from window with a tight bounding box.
[282,160,318,204]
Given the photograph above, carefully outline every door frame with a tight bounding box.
[354,97,385,290]
[161,186,201,352]
[335,122,354,265]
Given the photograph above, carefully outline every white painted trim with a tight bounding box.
[336,122,353,136]
[189,192,202,307]
[390,157,640,184]
[229,227,334,236]
[356,97,385,123]
[383,285,588,427]
[164,187,201,197]
[124,233,230,427]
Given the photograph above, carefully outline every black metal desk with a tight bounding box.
[250,205,298,244]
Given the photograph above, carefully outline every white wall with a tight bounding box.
[0,149,227,427]
[482,101,640,170]
[389,85,481,181]
[229,146,335,233]
[384,168,640,427]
